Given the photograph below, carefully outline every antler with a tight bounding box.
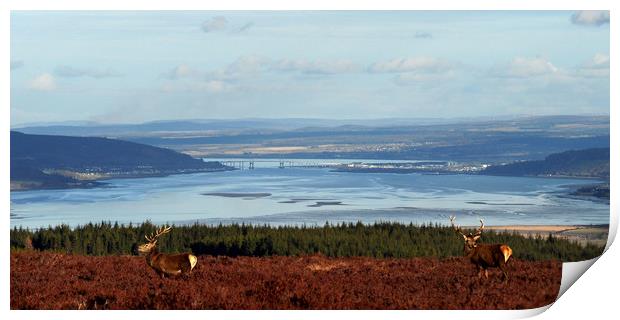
[449,215,467,239]
[473,219,484,237]
[145,226,172,243]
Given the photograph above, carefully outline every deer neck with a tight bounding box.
[146,247,160,267]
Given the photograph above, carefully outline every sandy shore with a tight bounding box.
[480,225,609,247]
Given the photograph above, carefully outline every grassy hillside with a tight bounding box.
[482,148,609,178]
[11,131,221,170]
[10,131,228,189]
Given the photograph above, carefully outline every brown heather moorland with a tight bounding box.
[11,251,561,310]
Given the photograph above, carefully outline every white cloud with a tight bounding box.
[216,56,361,76]
[159,83,177,93]
[369,57,456,87]
[490,57,559,78]
[271,59,360,74]
[226,55,271,75]
[368,57,452,73]
[200,17,254,34]
[160,56,363,97]
[588,53,610,68]
[164,56,361,84]
[163,56,271,83]
[195,80,230,93]
[571,11,610,26]
[393,71,455,86]
[29,73,56,91]
[54,65,123,78]
[576,53,610,78]
[201,16,228,32]
[162,64,202,80]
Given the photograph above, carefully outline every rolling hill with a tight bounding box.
[481,148,610,178]
[13,115,610,162]
[10,131,228,190]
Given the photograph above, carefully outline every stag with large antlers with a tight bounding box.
[138,226,198,278]
[450,216,512,282]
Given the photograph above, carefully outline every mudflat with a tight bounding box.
[482,225,609,247]
[202,192,272,198]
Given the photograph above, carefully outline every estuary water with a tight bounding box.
[10,160,609,229]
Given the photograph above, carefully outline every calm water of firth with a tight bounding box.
[10,159,609,229]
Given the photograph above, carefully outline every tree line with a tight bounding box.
[10,221,603,262]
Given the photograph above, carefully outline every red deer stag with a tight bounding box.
[449,216,512,282]
[138,226,198,278]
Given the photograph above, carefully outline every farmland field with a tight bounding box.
[11,251,561,310]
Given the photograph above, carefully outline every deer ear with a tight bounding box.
[462,234,468,240]
[473,235,481,241]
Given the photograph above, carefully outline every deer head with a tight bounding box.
[450,215,484,253]
[138,225,172,255]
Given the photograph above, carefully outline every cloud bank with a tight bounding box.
[571,11,610,26]
[201,16,228,32]
[29,73,56,91]
[369,57,452,73]
[490,57,559,78]
[54,65,123,79]
[162,64,203,80]
[272,59,360,75]
[576,53,610,78]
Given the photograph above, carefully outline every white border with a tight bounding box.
[2,1,616,319]
[0,0,616,10]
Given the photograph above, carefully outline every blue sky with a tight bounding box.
[10,11,610,125]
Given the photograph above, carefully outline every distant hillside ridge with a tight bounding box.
[10,131,228,190]
[481,148,609,178]
[13,115,610,163]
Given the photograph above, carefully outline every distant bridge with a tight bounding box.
[219,160,335,170]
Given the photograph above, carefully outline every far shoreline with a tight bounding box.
[480,224,609,247]
[10,166,235,192]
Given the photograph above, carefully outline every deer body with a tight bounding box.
[145,248,198,277]
[138,226,198,278]
[450,216,512,281]
[466,243,512,267]
[465,243,512,280]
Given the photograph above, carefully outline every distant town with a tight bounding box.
[330,161,489,174]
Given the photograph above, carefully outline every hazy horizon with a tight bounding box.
[11,113,611,128]
[11,11,610,125]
